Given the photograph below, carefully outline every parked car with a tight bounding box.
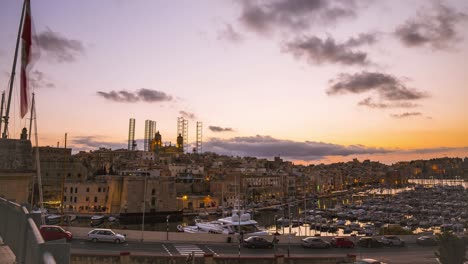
[357,237,383,248]
[40,225,72,242]
[354,258,387,264]
[87,228,126,244]
[380,235,405,247]
[243,236,273,249]
[301,237,330,249]
[331,237,355,248]
[416,236,437,246]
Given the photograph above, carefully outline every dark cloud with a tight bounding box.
[395,3,467,49]
[283,34,377,66]
[204,135,390,161]
[358,97,419,109]
[179,110,196,120]
[209,126,234,132]
[217,23,244,43]
[390,112,423,119]
[29,70,55,89]
[238,0,358,34]
[328,71,428,101]
[36,28,84,63]
[137,88,173,102]
[404,146,468,155]
[71,136,125,151]
[96,89,172,103]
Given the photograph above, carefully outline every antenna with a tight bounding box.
[177,117,188,153]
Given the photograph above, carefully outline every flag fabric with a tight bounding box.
[20,0,32,118]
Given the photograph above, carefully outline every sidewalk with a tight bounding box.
[0,237,15,264]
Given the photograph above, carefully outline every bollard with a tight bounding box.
[204,253,214,264]
[120,252,130,264]
[275,254,284,264]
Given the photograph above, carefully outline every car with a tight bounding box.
[357,237,383,248]
[39,225,72,242]
[301,237,331,249]
[380,235,405,247]
[87,228,126,244]
[416,236,437,246]
[354,258,387,264]
[331,237,355,248]
[243,236,273,249]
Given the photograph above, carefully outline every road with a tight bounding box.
[70,239,439,264]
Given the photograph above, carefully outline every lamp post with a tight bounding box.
[166,215,170,240]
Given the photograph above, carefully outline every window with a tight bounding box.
[67,173,71,178]
[86,187,89,192]
[74,197,77,203]
[151,189,155,195]
[98,187,101,192]
[64,187,67,193]
[63,196,66,202]
[86,197,89,202]
[151,197,156,206]
[102,187,106,192]
[75,187,78,193]
[94,197,98,203]
[78,173,81,178]
[70,187,73,193]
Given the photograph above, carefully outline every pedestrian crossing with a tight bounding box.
[174,244,205,256]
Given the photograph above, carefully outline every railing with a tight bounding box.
[0,197,70,264]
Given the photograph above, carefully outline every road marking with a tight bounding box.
[162,244,173,256]
[174,244,205,256]
[205,246,218,256]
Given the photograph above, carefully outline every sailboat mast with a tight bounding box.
[28,93,34,140]
[0,91,5,133]
[2,0,27,139]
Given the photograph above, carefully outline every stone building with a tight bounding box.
[0,137,34,204]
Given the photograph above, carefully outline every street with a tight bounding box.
[70,239,439,264]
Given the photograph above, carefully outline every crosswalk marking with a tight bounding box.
[162,244,172,256]
[174,244,205,256]
[206,246,219,256]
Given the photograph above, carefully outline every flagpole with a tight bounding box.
[2,0,27,139]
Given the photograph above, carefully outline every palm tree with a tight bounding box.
[435,232,466,264]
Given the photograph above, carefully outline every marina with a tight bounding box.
[55,180,467,238]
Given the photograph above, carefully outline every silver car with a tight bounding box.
[380,235,405,247]
[87,229,126,244]
[301,237,331,249]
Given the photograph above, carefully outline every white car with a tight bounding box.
[380,235,405,246]
[87,228,126,244]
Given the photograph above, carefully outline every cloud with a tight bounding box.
[209,126,234,132]
[71,136,125,151]
[217,23,244,43]
[179,110,196,120]
[36,28,85,63]
[29,70,55,89]
[390,112,423,118]
[283,34,377,66]
[96,89,173,103]
[204,135,390,161]
[357,97,419,109]
[238,0,359,35]
[395,3,467,49]
[328,71,428,101]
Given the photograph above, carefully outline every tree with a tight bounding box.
[435,232,466,264]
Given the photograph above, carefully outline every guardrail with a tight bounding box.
[0,197,70,264]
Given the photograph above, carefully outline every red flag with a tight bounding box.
[20,0,31,118]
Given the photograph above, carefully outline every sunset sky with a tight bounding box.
[1,0,467,164]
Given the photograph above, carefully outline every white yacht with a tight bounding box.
[181,211,268,235]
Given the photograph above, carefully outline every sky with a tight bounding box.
[0,0,467,164]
